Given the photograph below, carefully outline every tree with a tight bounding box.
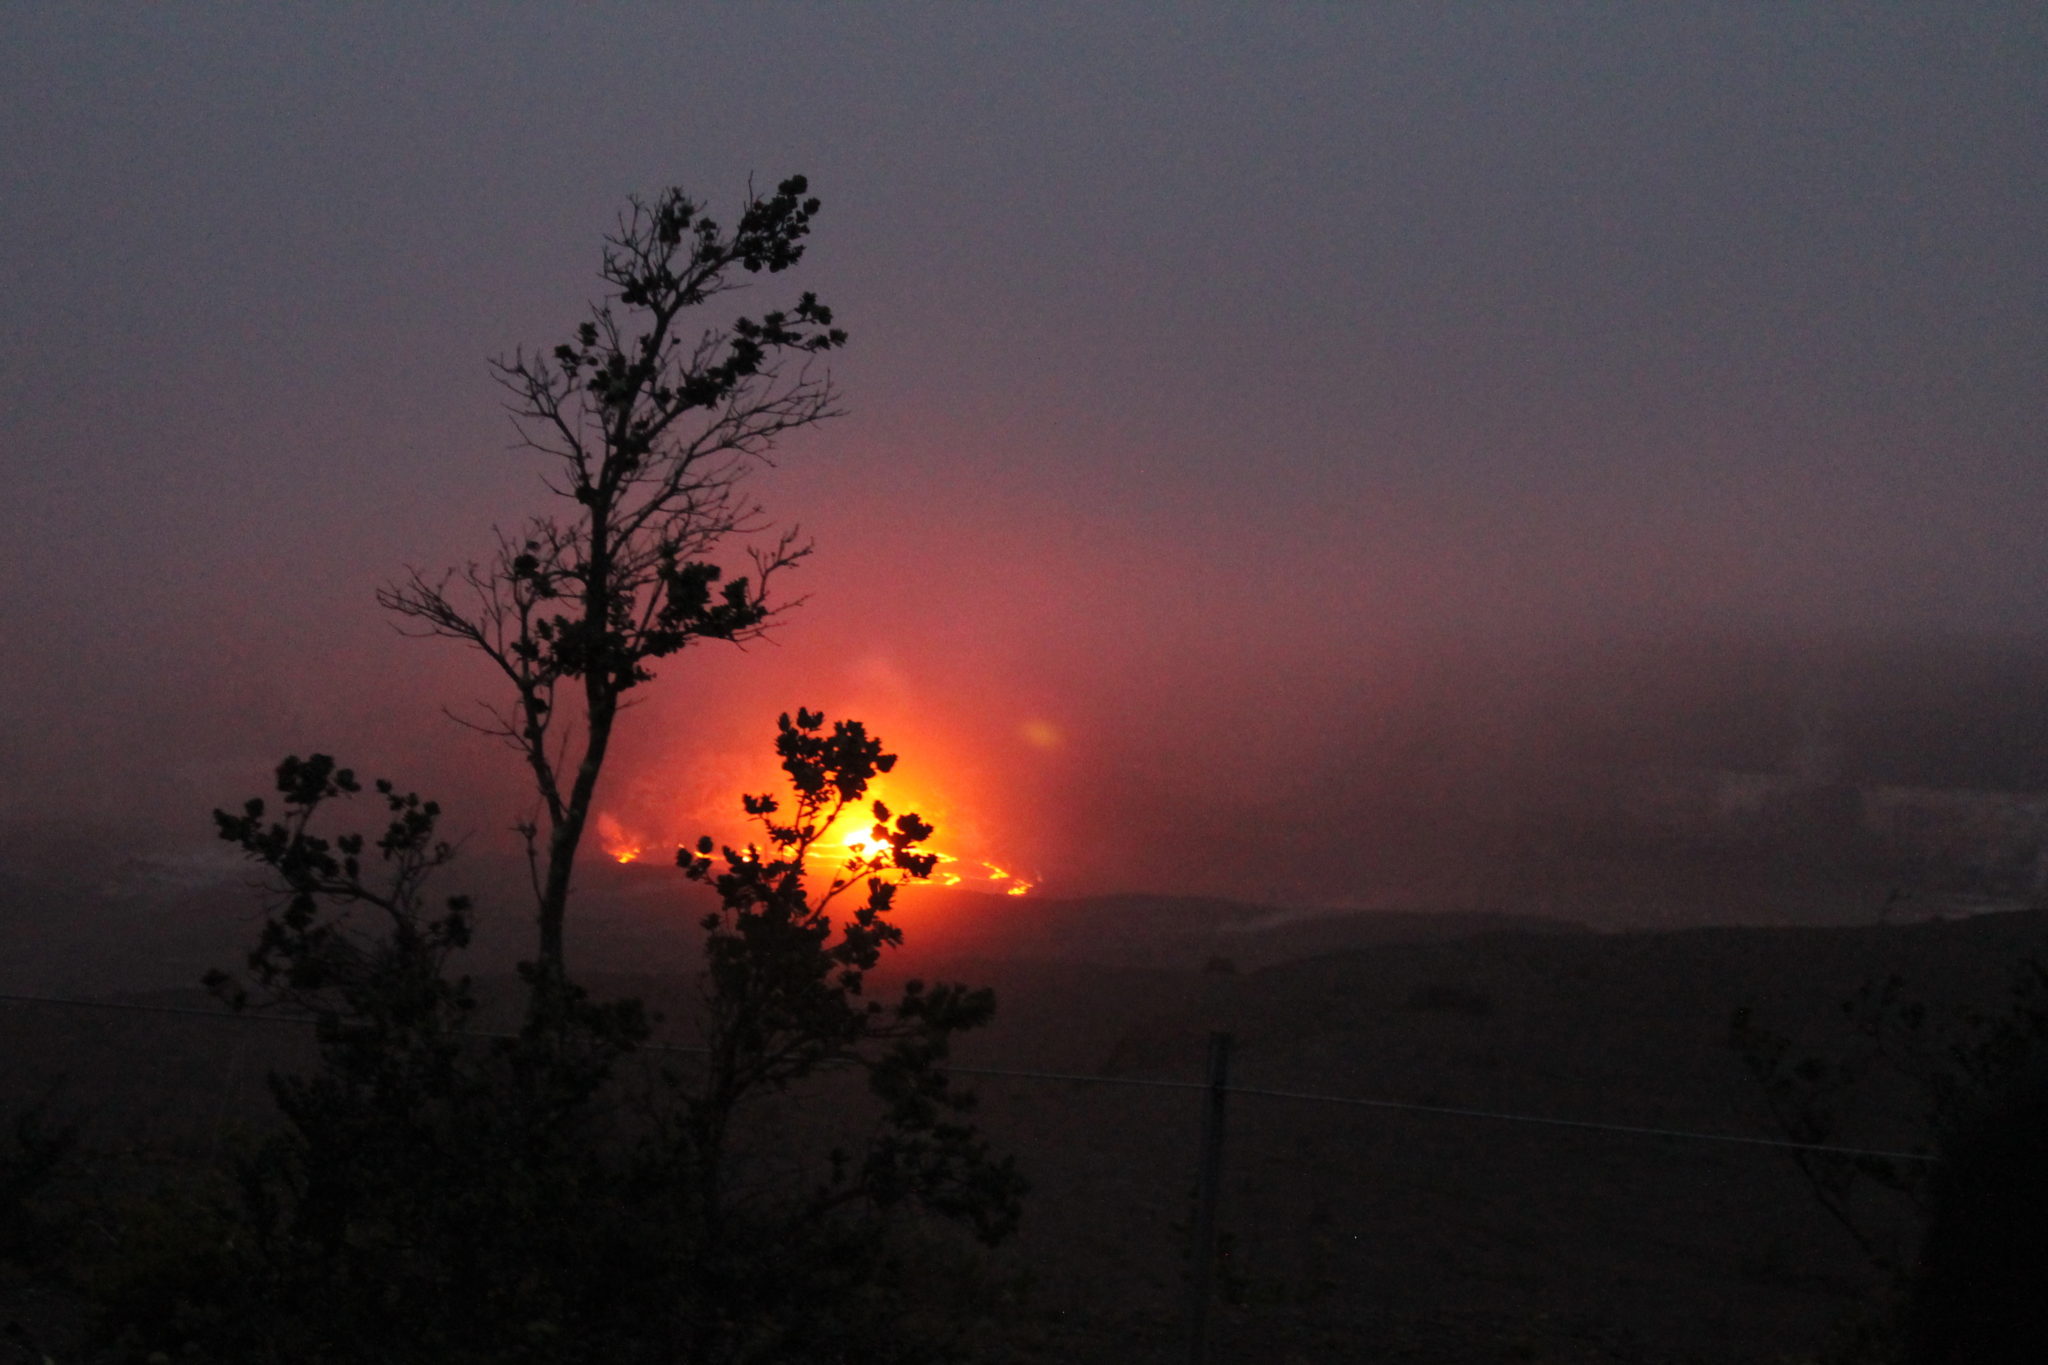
[193,758,653,1362]
[125,182,1022,1361]
[1731,960,2048,1272]
[679,710,1025,1255]
[378,176,847,1004]
[181,720,1020,1363]
[1731,954,2048,1361]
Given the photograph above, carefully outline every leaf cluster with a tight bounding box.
[132,718,1021,1361]
[209,755,474,1013]
[1731,955,2048,1272]
[381,178,841,725]
[679,710,1023,1247]
[374,179,846,987]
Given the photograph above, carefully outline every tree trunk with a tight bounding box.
[530,691,617,1023]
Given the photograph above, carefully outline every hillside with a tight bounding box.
[6,887,2044,1360]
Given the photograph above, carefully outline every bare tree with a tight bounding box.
[379,176,846,1004]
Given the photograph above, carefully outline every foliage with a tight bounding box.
[207,753,482,1038]
[677,709,1026,1254]
[195,755,649,1362]
[1903,1082,2048,1365]
[378,177,846,988]
[1732,951,2048,1363]
[90,179,1022,1362]
[1730,956,2048,1272]
[103,714,1020,1363]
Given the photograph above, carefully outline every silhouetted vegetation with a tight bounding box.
[1732,952,2048,1360]
[54,181,1021,1363]
[78,711,1020,1362]
[1905,1084,2048,1364]
[377,175,845,1018]
[678,710,1024,1255]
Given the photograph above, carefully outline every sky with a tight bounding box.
[4,4,2046,904]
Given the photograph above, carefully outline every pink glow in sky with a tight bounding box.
[6,6,2047,904]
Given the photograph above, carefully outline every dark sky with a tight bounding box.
[5,5,2046,901]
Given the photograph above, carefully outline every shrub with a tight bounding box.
[97,717,1021,1363]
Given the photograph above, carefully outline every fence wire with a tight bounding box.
[2,983,1941,1362]
[0,988,1931,1164]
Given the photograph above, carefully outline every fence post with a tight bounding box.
[1186,1030,1233,1365]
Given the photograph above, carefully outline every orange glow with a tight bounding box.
[816,778,1034,896]
[1020,718,1062,749]
[983,864,1034,896]
[596,812,644,865]
[592,731,1037,896]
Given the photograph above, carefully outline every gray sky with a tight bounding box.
[4,4,2045,898]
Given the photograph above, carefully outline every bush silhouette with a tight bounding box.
[1906,1081,2048,1364]
[84,181,1022,1362]
[120,714,1020,1363]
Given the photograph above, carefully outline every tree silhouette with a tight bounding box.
[378,176,845,1009]
[679,709,1025,1256]
[189,719,1019,1363]
[1733,956,2048,1357]
[150,184,1022,1360]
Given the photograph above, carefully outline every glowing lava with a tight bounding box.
[591,746,1036,895]
[819,784,1034,896]
[597,812,644,864]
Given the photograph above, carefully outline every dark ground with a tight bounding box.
[3,865,2042,1362]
